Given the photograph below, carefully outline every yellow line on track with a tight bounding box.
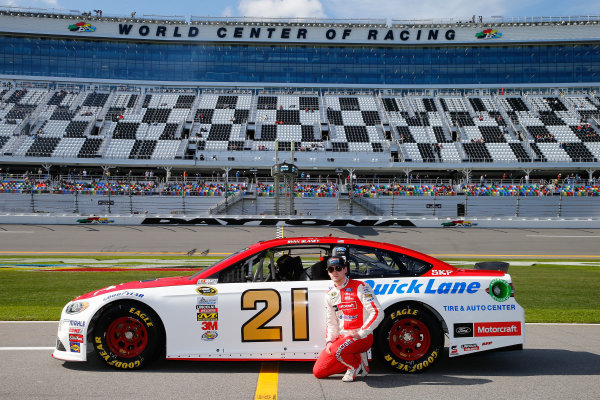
[254,361,279,400]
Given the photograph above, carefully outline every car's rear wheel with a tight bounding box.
[93,302,162,369]
[376,303,443,373]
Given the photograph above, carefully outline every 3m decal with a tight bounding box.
[201,321,218,330]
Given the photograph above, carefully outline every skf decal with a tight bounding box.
[196,286,218,296]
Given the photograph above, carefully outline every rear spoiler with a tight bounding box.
[474,261,509,272]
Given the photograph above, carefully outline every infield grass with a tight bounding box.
[0,257,598,322]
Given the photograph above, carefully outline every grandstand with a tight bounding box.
[0,7,599,217]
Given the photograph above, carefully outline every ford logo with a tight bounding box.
[456,326,472,334]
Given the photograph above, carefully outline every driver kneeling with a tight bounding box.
[313,257,383,382]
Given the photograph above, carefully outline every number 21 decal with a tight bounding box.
[241,288,309,342]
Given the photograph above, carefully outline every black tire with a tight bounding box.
[375,303,443,373]
[93,302,162,369]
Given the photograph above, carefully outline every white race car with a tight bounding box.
[53,237,524,372]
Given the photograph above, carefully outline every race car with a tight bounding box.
[53,237,524,373]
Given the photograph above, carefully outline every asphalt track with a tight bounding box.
[1,224,600,257]
[0,322,599,400]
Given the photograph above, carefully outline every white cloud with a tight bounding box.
[322,0,512,20]
[237,0,326,19]
[3,0,59,8]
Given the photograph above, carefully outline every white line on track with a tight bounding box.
[0,347,55,350]
[526,235,600,238]
[0,231,34,234]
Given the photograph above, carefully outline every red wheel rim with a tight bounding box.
[106,316,148,358]
[388,317,431,361]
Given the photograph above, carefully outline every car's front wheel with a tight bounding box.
[93,302,162,369]
[376,303,443,373]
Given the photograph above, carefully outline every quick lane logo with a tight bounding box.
[365,279,481,295]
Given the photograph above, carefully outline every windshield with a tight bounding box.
[189,247,250,280]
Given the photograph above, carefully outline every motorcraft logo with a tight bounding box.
[68,22,96,32]
[475,321,521,336]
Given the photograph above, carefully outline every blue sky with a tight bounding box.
[2,0,599,20]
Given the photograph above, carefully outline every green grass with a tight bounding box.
[0,258,599,322]
[0,270,188,320]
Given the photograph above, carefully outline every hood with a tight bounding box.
[74,276,192,300]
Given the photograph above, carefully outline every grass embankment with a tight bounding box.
[0,258,598,322]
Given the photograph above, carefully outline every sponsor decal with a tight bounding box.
[68,22,96,32]
[461,344,479,352]
[103,291,144,301]
[451,346,458,355]
[344,288,353,292]
[70,342,81,353]
[197,296,218,305]
[475,321,521,336]
[454,323,474,338]
[197,279,218,285]
[69,334,84,343]
[431,270,453,276]
[487,279,512,302]
[482,341,493,346]
[196,286,218,296]
[365,279,480,295]
[69,327,83,334]
[77,217,113,224]
[196,306,218,313]
[329,290,339,298]
[337,302,357,311]
[476,28,502,39]
[69,320,85,327]
[201,331,218,341]
[197,312,218,321]
[201,321,218,330]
